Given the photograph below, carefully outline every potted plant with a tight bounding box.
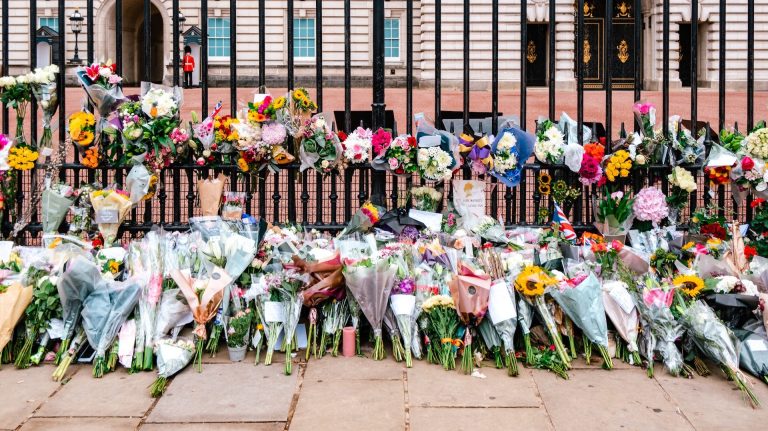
[227,309,253,362]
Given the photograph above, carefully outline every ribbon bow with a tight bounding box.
[460,134,494,175]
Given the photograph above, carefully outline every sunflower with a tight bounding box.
[514,265,553,297]
[293,89,306,101]
[273,97,286,109]
[237,157,250,172]
[538,172,552,185]
[673,274,705,297]
[301,98,311,109]
[538,183,551,195]
[77,130,95,147]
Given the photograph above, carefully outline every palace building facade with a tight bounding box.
[1,0,766,90]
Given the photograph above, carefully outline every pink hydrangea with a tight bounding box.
[262,122,287,147]
[632,186,669,224]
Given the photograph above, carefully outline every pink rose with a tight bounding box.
[742,156,755,171]
[388,157,399,170]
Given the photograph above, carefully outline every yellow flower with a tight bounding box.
[273,97,286,109]
[237,158,250,172]
[293,89,306,101]
[515,265,554,297]
[673,274,705,297]
[108,261,120,274]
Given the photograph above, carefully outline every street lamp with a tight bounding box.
[69,9,84,64]
[178,11,186,34]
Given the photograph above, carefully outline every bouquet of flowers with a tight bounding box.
[391,278,416,367]
[514,265,571,368]
[139,83,184,171]
[666,167,697,223]
[372,134,419,176]
[669,117,705,165]
[76,62,125,148]
[69,110,97,148]
[534,120,565,164]
[704,142,738,187]
[226,308,252,361]
[81,279,141,377]
[0,268,31,357]
[689,205,730,241]
[415,118,459,182]
[489,127,535,188]
[235,119,293,173]
[111,100,148,164]
[277,88,318,140]
[222,192,246,221]
[170,265,233,372]
[680,300,759,406]
[634,101,656,138]
[29,65,59,157]
[197,174,228,217]
[342,127,373,164]
[578,153,603,186]
[410,187,442,212]
[338,202,382,237]
[299,114,342,175]
[632,187,669,232]
[632,280,689,377]
[150,337,195,397]
[472,215,511,245]
[89,189,133,246]
[0,71,33,148]
[341,235,397,360]
[13,264,59,369]
[421,295,459,370]
[601,280,641,364]
[594,189,634,242]
[458,128,493,175]
[479,249,520,376]
[603,149,633,184]
[213,114,240,154]
[550,273,613,369]
[41,183,76,235]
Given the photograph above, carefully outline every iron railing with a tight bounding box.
[0,0,763,244]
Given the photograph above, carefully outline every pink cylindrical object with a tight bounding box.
[342,327,356,357]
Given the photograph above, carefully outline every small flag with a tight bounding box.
[552,201,577,242]
[212,101,223,117]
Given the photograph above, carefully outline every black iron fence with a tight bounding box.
[0,0,762,243]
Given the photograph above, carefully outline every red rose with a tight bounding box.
[745,245,757,260]
[700,223,727,240]
[408,136,417,148]
[337,131,348,142]
[752,198,766,208]
[742,156,755,171]
[549,344,556,352]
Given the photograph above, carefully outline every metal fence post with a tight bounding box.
[370,0,386,206]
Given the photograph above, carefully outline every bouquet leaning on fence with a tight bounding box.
[150,337,196,397]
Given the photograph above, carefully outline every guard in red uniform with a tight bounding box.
[183,46,195,88]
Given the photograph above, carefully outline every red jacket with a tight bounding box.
[183,54,195,72]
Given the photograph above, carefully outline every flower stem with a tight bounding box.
[523,333,534,366]
[285,342,293,375]
[150,376,167,398]
[598,345,613,370]
[505,350,519,377]
[305,322,314,361]
[13,336,34,369]
[92,355,107,378]
[332,329,342,357]
[195,338,204,373]
[460,342,473,375]
[583,335,592,365]
[373,335,385,361]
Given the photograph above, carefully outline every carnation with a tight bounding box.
[632,186,669,224]
[371,128,392,156]
[578,154,602,185]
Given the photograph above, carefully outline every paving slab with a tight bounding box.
[304,355,404,381]
[407,360,541,408]
[147,362,297,423]
[20,417,140,431]
[410,406,553,431]
[141,423,284,431]
[35,367,155,418]
[655,368,768,431]
[533,367,694,431]
[0,366,62,430]
[569,355,634,370]
[289,379,405,431]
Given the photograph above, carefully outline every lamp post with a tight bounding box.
[68,9,84,64]
[178,11,186,34]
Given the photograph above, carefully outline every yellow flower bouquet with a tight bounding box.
[89,189,132,246]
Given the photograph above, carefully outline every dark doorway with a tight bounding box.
[137,5,165,84]
[526,24,548,87]
[678,23,692,87]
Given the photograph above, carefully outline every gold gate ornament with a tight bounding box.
[617,40,629,63]
[583,40,591,64]
[527,40,537,63]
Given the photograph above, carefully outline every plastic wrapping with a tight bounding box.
[82,280,141,358]
[391,293,416,365]
[601,280,640,354]
[56,256,103,348]
[733,320,768,381]
[153,288,193,342]
[633,289,686,376]
[126,164,152,204]
[155,337,195,379]
[41,188,75,234]
[549,273,609,348]
[344,259,397,347]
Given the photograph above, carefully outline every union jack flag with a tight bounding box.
[212,101,223,118]
[552,201,577,242]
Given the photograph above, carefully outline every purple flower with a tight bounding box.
[400,225,420,242]
[393,278,416,295]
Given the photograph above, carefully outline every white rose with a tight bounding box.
[98,67,112,78]
[635,154,647,165]
[16,75,28,84]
